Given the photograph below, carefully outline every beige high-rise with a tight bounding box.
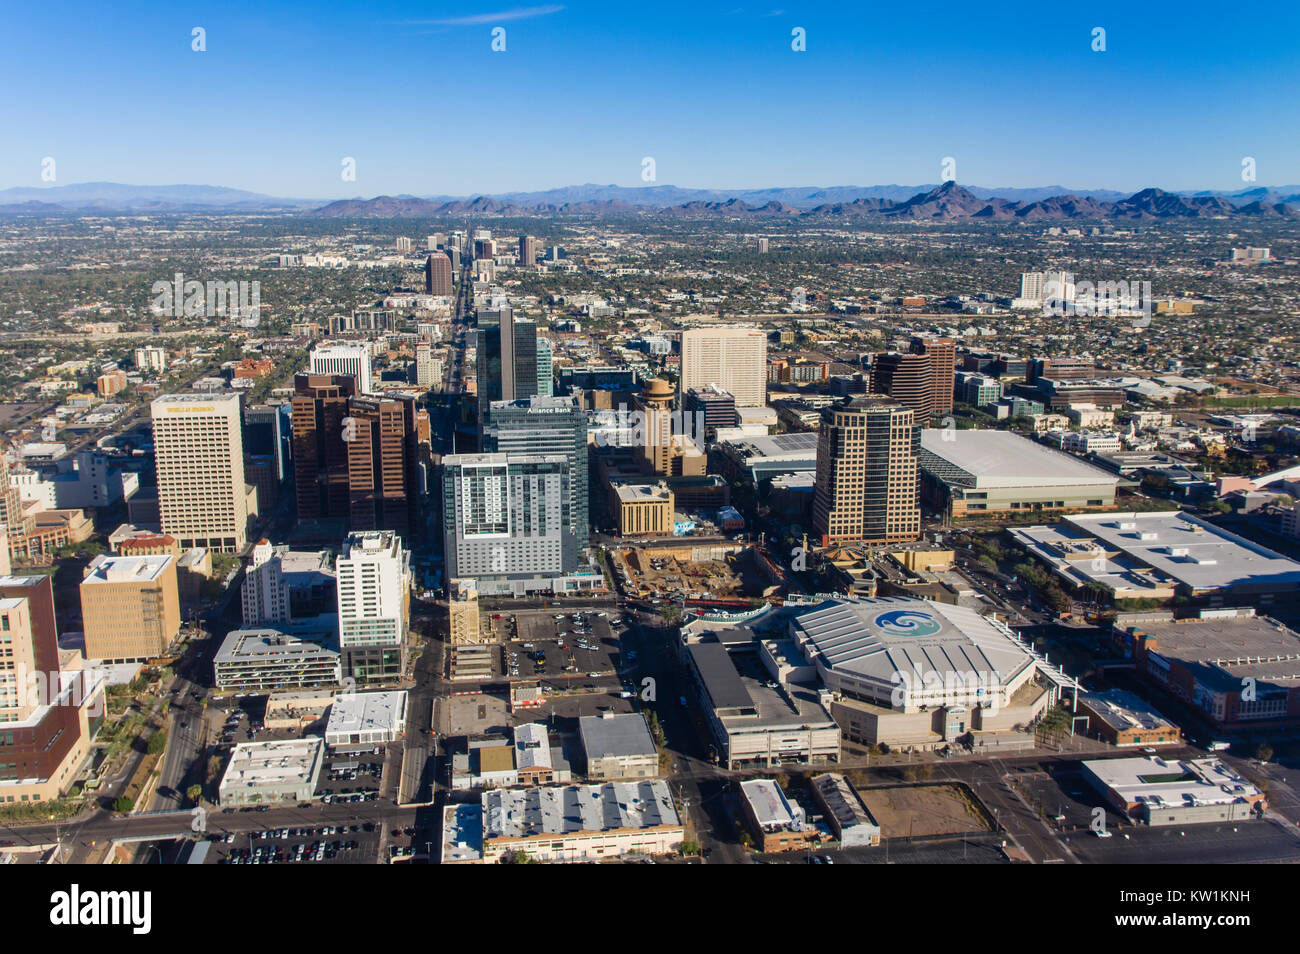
[80,554,181,662]
[812,398,921,547]
[679,327,767,407]
[152,393,250,552]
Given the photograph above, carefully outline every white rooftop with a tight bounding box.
[920,428,1120,489]
[326,690,407,737]
[1086,757,1262,809]
[1023,511,1300,593]
[220,738,324,790]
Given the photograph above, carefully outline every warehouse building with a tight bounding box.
[1075,689,1182,748]
[578,713,659,780]
[1011,511,1300,606]
[1110,608,1300,733]
[443,780,684,863]
[218,738,325,807]
[1083,756,1264,826]
[810,772,881,847]
[917,428,1119,519]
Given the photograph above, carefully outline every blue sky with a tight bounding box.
[2,0,1298,197]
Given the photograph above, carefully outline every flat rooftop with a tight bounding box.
[326,690,406,736]
[82,554,172,586]
[919,429,1121,489]
[1058,511,1300,593]
[1124,613,1300,689]
[483,780,680,839]
[579,713,657,759]
[214,619,340,664]
[221,738,324,789]
[1078,689,1181,736]
[1085,756,1262,808]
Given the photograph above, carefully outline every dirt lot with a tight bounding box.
[858,784,991,837]
[618,546,774,600]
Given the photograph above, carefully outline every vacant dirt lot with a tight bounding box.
[858,784,991,837]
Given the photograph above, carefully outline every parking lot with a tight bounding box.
[208,823,382,865]
[314,749,387,804]
[502,608,631,684]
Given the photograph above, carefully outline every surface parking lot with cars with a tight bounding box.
[210,823,380,865]
[503,609,629,683]
[315,750,386,804]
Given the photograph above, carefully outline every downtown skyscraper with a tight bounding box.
[812,397,921,547]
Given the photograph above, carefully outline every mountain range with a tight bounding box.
[308,182,1300,222]
[1,181,1298,220]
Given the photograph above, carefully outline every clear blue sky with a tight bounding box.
[2,0,1298,197]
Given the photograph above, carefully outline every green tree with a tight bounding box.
[147,730,168,755]
[112,796,134,813]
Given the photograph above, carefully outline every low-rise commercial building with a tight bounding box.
[1076,689,1182,747]
[809,773,881,847]
[218,738,326,807]
[444,780,684,863]
[1010,511,1300,607]
[1083,756,1264,826]
[578,713,659,780]
[739,778,818,853]
[1110,608,1300,733]
[917,429,1119,519]
[324,690,407,748]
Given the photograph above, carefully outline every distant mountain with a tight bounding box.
[307,183,1297,222]
[0,182,317,212]
[1,180,1296,220]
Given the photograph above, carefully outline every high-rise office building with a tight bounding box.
[292,374,357,524]
[812,398,921,547]
[244,403,292,484]
[0,573,101,802]
[684,385,738,435]
[80,554,182,661]
[679,327,768,407]
[292,376,428,535]
[519,235,539,267]
[479,306,538,405]
[425,252,453,296]
[335,530,410,683]
[415,341,438,388]
[473,238,496,260]
[483,396,589,564]
[151,393,252,552]
[309,343,372,393]
[909,335,957,419]
[442,454,571,588]
[344,394,422,537]
[536,336,553,397]
[868,352,933,421]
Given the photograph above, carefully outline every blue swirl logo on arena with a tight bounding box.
[873,610,942,638]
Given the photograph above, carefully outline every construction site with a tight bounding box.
[609,543,789,601]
